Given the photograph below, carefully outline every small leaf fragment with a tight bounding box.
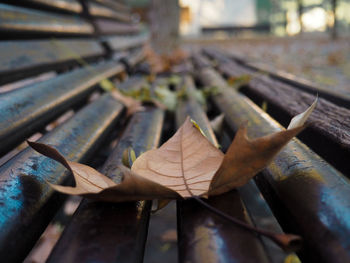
[287,96,318,129]
[99,79,116,92]
[111,89,145,116]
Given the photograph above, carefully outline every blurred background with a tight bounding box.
[130,0,350,38]
[130,0,350,95]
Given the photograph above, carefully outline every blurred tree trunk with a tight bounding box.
[297,0,303,33]
[331,0,338,39]
[149,0,180,55]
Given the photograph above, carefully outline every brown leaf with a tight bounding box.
[27,141,116,195]
[131,117,224,198]
[208,124,305,196]
[28,141,179,202]
[111,89,145,116]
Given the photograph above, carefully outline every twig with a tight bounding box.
[193,196,302,252]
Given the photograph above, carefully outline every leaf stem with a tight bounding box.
[192,196,302,252]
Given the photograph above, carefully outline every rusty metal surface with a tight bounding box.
[0,3,93,34]
[88,2,131,22]
[194,61,350,262]
[47,108,164,263]
[0,61,125,156]
[0,39,104,83]
[104,33,148,51]
[95,19,141,34]
[176,76,271,263]
[0,93,124,263]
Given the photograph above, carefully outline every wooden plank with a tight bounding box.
[0,3,93,34]
[176,76,272,263]
[0,39,104,84]
[0,93,124,263]
[95,19,141,34]
[193,55,350,263]
[88,2,131,22]
[104,34,148,51]
[211,47,350,109]
[92,0,130,12]
[0,60,125,156]
[204,49,350,175]
[47,108,164,263]
[10,0,83,13]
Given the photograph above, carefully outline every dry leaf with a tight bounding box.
[287,95,318,129]
[131,117,224,198]
[208,124,304,196]
[111,89,145,116]
[28,98,316,202]
[27,141,179,202]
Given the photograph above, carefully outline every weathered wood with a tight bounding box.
[0,39,104,84]
[0,60,125,156]
[176,76,273,263]
[92,0,130,12]
[0,93,124,263]
[95,19,141,35]
[203,49,350,175]
[193,55,350,263]
[47,108,164,263]
[104,34,148,51]
[88,2,131,22]
[11,0,83,13]
[0,3,93,34]
[208,47,350,109]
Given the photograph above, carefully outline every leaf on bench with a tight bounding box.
[27,99,316,203]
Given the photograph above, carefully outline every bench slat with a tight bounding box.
[0,3,93,34]
[204,50,350,175]
[176,76,273,263]
[0,39,104,84]
[95,19,141,35]
[207,48,350,110]
[13,0,83,13]
[0,93,124,263]
[0,60,124,156]
[193,56,350,263]
[92,0,130,12]
[88,2,131,22]
[104,34,148,51]
[47,108,164,263]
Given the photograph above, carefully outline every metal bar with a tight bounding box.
[0,3,93,34]
[0,61,125,156]
[0,93,124,263]
[47,108,164,263]
[193,55,350,263]
[176,76,272,263]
